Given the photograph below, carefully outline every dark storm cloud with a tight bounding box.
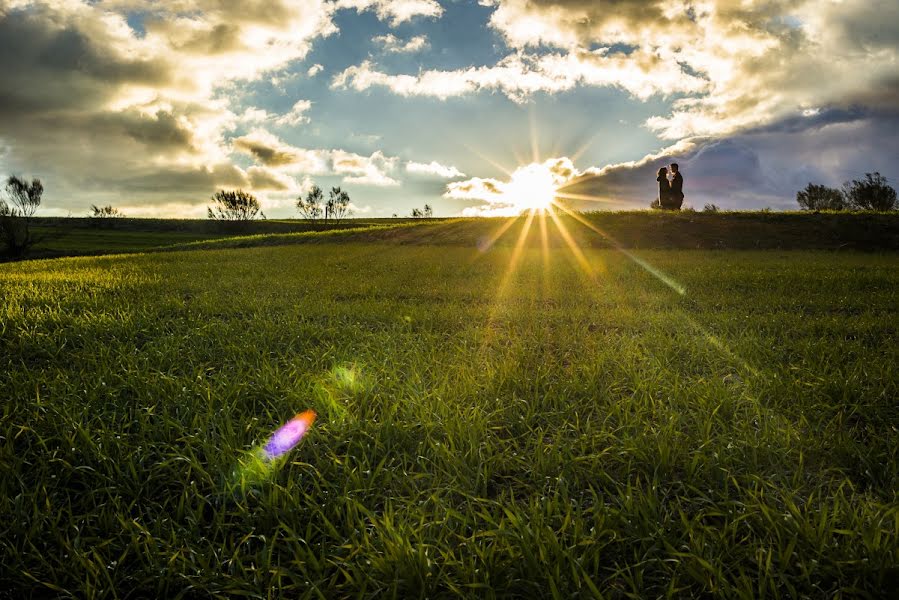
[232,136,299,167]
[0,8,169,116]
[561,109,899,210]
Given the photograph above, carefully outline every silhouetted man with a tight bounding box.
[670,163,684,209]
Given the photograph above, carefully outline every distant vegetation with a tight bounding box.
[208,189,265,221]
[0,175,43,258]
[410,204,433,218]
[89,204,125,218]
[297,184,353,222]
[797,172,897,211]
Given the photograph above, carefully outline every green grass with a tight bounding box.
[12,211,899,263]
[21,218,408,260]
[1,220,898,598]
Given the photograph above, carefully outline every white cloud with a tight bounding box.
[232,130,400,187]
[335,0,444,26]
[275,100,313,126]
[335,1,898,140]
[333,50,707,102]
[374,33,430,54]
[406,160,465,179]
[333,150,400,186]
[307,63,324,77]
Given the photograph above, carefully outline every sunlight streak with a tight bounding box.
[459,142,514,177]
[555,205,686,296]
[539,210,550,290]
[555,191,618,205]
[475,215,519,255]
[529,105,540,164]
[546,208,593,277]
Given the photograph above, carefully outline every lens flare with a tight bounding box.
[262,410,316,460]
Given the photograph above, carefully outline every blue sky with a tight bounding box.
[0,0,897,217]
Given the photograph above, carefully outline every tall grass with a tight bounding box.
[1,243,897,598]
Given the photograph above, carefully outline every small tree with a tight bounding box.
[89,204,124,218]
[207,189,263,220]
[843,172,897,211]
[703,203,720,212]
[423,204,433,218]
[796,183,847,211]
[297,185,323,220]
[1,176,43,258]
[411,208,423,218]
[327,186,352,221]
[5,176,42,217]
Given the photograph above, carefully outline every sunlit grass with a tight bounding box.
[1,240,897,597]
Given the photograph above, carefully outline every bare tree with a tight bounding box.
[207,189,264,220]
[297,185,323,220]
[411,207,423,218]
[89,205,124,218]
[843,173,897,211]
[328,186,352,221]
[423,204,433,218]
[1,176,43,258]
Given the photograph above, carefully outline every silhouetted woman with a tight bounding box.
[656,167,671,208]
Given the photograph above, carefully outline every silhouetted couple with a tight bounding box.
[654,163,684,210]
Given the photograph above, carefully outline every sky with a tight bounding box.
[0,0,897,218]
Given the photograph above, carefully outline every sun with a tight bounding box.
[504,162,558,212]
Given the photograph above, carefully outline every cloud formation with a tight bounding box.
[333,49,706,102]
[406,161,465,179]
[335,0,444,26]
[374,34,430,54]
[232,130,400,187]
[336,0,898,140]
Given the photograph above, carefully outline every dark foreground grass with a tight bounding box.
[23,218,396,260]
[1,238,898,598]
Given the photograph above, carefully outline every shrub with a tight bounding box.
[89,205,124,218]
[796,183,847,210]
[1,176,43,258]
[207,189,264,220]
[326,187,352,221]
[843,173,897,211]
[703,203,720,213]
[297,185,323,220]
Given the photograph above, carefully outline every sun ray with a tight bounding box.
[548,207,756,377]
[459,141,514,177]
[472,215,519,258]
[554,204,686,296]
[479,210,537,353]
[529,105,540,164]
[569,131,604,163]
[546,208,593,277]
[554,191,618,205]
[539,209,550,292]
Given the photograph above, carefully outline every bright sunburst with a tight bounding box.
[504,162,559,212]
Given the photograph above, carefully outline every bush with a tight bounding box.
[326,187,352,221]
[796,183,847,210]
[297,185,323,220]
[207,189,264,220]
[703,203,720,213]
[89,205,124,218]
[843,173,897,211]
[1,176,43,258]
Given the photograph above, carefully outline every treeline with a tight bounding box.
[797,172,897,211]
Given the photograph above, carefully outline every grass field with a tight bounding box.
[1,216,898,598]
[22,218,398,260]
